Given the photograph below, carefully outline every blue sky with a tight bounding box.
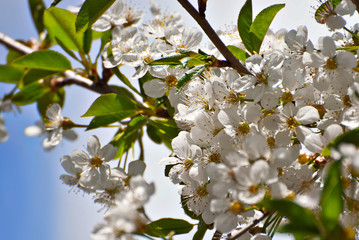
[0,0,351,240]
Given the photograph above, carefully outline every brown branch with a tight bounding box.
[351,0,359,14]
[177,0,252,76]
[212,230,222,240]
[0,31,117,95]
[227,212,271,240]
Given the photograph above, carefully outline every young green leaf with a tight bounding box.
[193,221,208,240]
[249,4,285,53]
[0,65,25,84]
[145,218,194,237]
[227,45,249,62]
[320,160,343,232]
[176,65,206,91]
[12,50,71,71]
[12,81,49,105]
[83,28,93,54]
[112,67,141,95]
[44,7,84,51]
[260,200,320,236]
[28,0,46,34]
[82,93,139,129]
[37,88,65,119]
[112,115,147,159]
[75,0,116,33]
[21,69,58,86]
[322,127,359,156]
[148,54,188,66]
[237,0,253,53]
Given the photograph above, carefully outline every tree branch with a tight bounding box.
[352,0,359,14]
[212,230,222,240]
[226,212,271,240]
[0,31,117,95]
[177,0,252,76]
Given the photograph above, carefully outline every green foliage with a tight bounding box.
[75,0,116,33]
[112,67,141,95]
[28,0,46,34]
[0,65,24,84]
[322,127,359,156]
[37,88,65,119]
[320,160,343,232]
[12,81,49,105]
[145,218,193,237]
[260,200,320,237]
[44,7,84,51]
[147,116,179,148]
[21,69,58,86]
[82,93,139,130]
[193,221,208,240]
[12,50,71,71]
[177,65,206,91]
[238,1,285,53]
[111,115,147,159]
[227,45,249,62]
[237,0,253,52]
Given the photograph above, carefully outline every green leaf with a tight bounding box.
[146,124,163,144]
[12,50,71,71]
[322,127,359,156]
[260,200,320,236]
[320,160,343,231]
[82,93,139,130]
[44,7,84,51]
[177,65,206,91]
[149,55,187,66]
[55,37,80,61]
[12,81,49,105]
[193,221,208,240]
[227,45,249,62]
[21,69,58,86]
[112,115,147,159]
[37,88,65,119]
[249,4,285,53]
[75,0,116,33]
[237,0,253,53]
[0,65,25,84]
[7,49,23,64]
[145,218,194,237]
[83,28,93,54]
[148,117,179,148]
[112,67,141,95]
[50,0,62,7]
[29,0,46,34]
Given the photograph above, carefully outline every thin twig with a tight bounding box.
[212,230,222,240]
[177,0,252,76]
[0,31,117,95]
[227,212,271,240]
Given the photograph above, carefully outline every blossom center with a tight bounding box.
[237,123,250,135]
[91,156,103,168]
[184,159,193,169]
[286,117,299,129]
[230,201,244,214]
[280,91,294,105]
[165,75,177,86]
[209,153,221,163]
[196,186,208,197]
[326,58,337,70]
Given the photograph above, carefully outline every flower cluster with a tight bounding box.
[52,0,359,238]
[96,0,359,236]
